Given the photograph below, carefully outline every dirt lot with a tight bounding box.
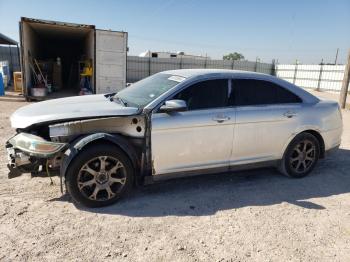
[0,92,350,262]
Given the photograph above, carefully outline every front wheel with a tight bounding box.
[279,133,320,178]
[66,143,134,207]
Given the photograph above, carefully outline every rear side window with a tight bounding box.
[174,79,229,110]
[231,79,302,106]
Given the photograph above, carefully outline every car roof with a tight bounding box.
[161,69,269,79]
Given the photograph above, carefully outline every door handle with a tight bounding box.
[283,111,297,118]
[212,116,230,123]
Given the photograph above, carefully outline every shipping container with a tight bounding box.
[19,17,127,99]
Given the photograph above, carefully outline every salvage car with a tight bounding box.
[6,69,343,207]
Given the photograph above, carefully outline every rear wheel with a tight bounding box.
[66,144,134,207]
[279,133,320,178]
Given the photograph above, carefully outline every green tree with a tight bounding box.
[223,52,245,61]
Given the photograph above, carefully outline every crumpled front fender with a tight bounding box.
[59,133,140,193]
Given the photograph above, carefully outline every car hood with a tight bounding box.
[11,94,140,129]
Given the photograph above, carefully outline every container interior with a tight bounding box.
[22,21,95,97]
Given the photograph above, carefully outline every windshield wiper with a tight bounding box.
[112,96,128,107]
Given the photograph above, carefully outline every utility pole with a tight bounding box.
[317,58,324,91]
[293,59,299,84]
[339,49,350,109]
[334,48,339,65]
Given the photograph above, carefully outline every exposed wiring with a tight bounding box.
[46,160,54,186]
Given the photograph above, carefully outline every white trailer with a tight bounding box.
[19,17,127,98]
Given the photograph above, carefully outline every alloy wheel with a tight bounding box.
[77,156,126,201]
[289,139,316,174]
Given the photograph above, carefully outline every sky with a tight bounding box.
[0,0,349,64]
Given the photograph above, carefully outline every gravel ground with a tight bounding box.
[0,92,350,262]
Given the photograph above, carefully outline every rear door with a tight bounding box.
[231,79,303,165]
[95,30,127,94]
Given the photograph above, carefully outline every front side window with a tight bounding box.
[231,79,302,106]
[174,79,229,110]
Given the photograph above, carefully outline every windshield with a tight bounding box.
[114,73,185,108]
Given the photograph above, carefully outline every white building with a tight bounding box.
[139,50,210,60]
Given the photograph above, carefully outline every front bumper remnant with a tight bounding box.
[7,164,23,179]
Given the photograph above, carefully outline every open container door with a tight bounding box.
[18,20,27,97]
[95,30,127,94]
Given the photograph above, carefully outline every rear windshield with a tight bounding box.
[114,73,185,108]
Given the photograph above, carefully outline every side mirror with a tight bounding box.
[159,99,187,113]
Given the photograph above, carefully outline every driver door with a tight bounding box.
[151,79,235,176]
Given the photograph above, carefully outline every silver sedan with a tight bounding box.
[7,69,343,207]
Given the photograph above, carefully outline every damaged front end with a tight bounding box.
[6,133,67,179]
[6,113,147,187]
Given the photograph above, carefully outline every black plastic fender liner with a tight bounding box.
[59,133,141,193]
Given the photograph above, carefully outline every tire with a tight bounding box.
[279,132,320,178]
[66,143,134,208]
